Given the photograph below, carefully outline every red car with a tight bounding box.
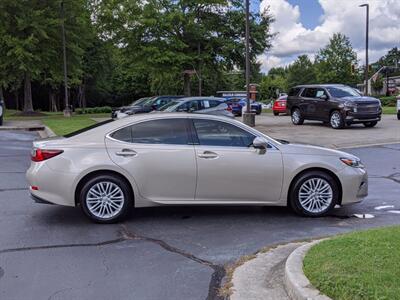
[273,96,287,116]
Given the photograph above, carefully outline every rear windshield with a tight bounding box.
[63,119,114,138]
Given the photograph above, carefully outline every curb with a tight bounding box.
[284,240,331,300]
[37,126,56,138]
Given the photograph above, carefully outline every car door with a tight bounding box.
[314,88,330,120]
[191,118,283,203]
[105,118,197,202]
[300,88,317,117]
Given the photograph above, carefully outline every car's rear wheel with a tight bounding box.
[273,111,279,116]
[363,121,377,128]
[79,174,132,223]
[330,110,345,129]
[289,171,338,217]
[291,108,304,125]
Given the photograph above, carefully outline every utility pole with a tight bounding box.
[360,4,369,96]
[61,1,71,117]
[242,0,255,126]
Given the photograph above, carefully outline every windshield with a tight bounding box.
[159,100,183,111]
[326,86,362,98]
[130,97,149,106]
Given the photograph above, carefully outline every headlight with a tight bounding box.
[340,157,364,168]
[343,101,357,112]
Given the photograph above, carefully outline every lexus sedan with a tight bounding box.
[27,113,368,223]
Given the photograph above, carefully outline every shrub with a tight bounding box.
[379,96,396,107]
[76,106,112,114]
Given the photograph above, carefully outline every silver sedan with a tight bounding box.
[27,113,368,223]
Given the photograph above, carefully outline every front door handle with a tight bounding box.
[116,149,137,157]
[198,151,218,159]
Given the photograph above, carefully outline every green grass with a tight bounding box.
[42,116,98,136]
[304,226,400,300]
[4,109,110,136]
[382,106,397,114]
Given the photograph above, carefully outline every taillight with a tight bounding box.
[226,105,232,111]
[31,148,63,162]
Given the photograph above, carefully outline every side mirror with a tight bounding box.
[319,94,328,100]
[252,137,268,152]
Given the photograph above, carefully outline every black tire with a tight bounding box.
[289,171,338,217]
[397,112,400,120]
[0,115,3,126]
[273,111,279,116]
[330,110,345,129]
[363,121,378,128]
[291,108,304,125]
[79,174,133,223]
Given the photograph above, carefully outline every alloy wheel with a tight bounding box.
[86,181,125,219]
[330,112,341,128]
[292,109,300,124]
[298,178,333,213]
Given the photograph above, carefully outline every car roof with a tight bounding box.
[293,84,347,88]
[179,96,226,101]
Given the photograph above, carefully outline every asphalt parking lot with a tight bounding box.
[0,129,400,300]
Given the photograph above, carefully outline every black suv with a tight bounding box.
[286,84,382,129]
[0,99,4,126]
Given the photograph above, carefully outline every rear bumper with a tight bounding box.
[273,106,286,113]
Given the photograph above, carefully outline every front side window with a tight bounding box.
[111,119,189,145]
[193,119,255,147]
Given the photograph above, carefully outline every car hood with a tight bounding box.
[340,96,380,104]
[279,142,359,159]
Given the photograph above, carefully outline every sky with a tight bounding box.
[259,0,400,73]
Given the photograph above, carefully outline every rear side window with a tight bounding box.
[111,119,189,145]
[193,119,255,147]
[288,88,301,97]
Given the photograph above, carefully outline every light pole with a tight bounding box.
[242,0,255,126]
[360,3,369,96]
[61,1,71,117]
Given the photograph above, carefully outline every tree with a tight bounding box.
[259,74,287,100]
[0,1,62,113]
[286,55,316,88]
[91,0,273,96]
[314,33,358,85]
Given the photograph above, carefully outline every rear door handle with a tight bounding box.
[116,149,137,157]
[198,151,218,159]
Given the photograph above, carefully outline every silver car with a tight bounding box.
[27,113,368,223]
[158,97,234,118]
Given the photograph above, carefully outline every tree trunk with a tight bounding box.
[14,90,19,110]
[23,73,34,113]
[49,89,58,112]
[77,82,86,108]
[183,73,191,97]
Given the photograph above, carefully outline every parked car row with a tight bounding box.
[111,95,265,119]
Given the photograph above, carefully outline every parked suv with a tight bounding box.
[286,84,382,129]
[0,99,4,126]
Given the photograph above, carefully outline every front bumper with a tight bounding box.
[343,110,381,124]
[338,166,368,205]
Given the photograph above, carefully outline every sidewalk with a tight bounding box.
[0,120,45,132]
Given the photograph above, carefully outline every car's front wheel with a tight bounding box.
[79,174,132,223]
[289,171,338,217]
[330,110,345,129]
[363,121,377,128]
[291,108,304,125]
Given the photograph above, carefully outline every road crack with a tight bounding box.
[0,187,29,192]
[370,173,400,185]
[119,225,226,300]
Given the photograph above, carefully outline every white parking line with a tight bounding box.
[374,205,395,210]
[388,210,400,214]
